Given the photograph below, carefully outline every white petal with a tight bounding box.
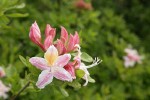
[29,57,49,70]
[124,57,135,67]
[55,54,71,67]
[36,70,53,89]
[53,67,72,82]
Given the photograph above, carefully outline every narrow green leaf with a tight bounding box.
[6,3,26,11]
[75,69,85,78]
[19,55,27,66]
[6,13,28,17]
[81,52,93,62]
[68,81,81,90]
[59,87,69,97]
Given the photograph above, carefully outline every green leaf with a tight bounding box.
[5,3,26,11]
[0,16,9,26]
[87,76,95,83]
[6,13,28,17]
[68,81,81,90]
[6,66,17,77]
[81,52,93,62]
[75,69,85,78]
[19,55,27,66]
[59,87,69,97]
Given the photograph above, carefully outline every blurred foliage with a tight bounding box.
[0,0,150,100]
[93,0,150,52]
[0,0,28,29]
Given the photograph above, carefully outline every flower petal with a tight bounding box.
[67,34,74,52]
[55,54,71,67]
[60,26,68,44]
[44,45,58,66]
[55,39,66,55]
[83,75,88,86]
[29,57,49,70]
[44,35,53,50]
[64,63,76,79]
[73,31,79,45]
[29,22,41,45]
[36,70,53,89]
[53,67,72,82]
[124,56,135,67]
[0,67,5,78]
[45,24,56,39]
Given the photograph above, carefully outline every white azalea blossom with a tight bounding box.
[0,81,10,99]
[124,47,144,68]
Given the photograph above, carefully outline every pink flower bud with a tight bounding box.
[55,39,66,55]
[0,67,5,78]
[29,21,41,45]
[29,21,45,51]
[73,31,80,45]
[64,63,76,79]
[67,34,74,52]
[45,24,56,40]
[44,35,53,50]
[60,26,68,44]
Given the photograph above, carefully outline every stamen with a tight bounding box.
[86,57,102,68]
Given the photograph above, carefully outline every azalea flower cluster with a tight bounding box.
[123,47,143,68]
[0,67,10,99]
[29,22,101,89]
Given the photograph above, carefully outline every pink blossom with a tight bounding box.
[0,67,5,78]
[29,22,79,53]
[29,21,45,51]
[64,62,76,79]
[29,45,72,89]
[75,0,92,10]
[124,47,143,67]
[44,24,56,50]
[0,81,10,99]
[56,27,80,54]
[45,24,56,39]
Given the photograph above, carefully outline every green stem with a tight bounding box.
[11,81,30,100]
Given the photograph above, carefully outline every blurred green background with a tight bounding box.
[0,0,150,100]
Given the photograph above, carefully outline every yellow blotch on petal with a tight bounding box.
[44,45,58,66]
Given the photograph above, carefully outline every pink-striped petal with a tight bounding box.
[36,70,53,89]
[55,39,65,55]
[45,24,56,38]
[53,67,72,82]
[60,26,68,43]
[29,22,41,45]
[67,34,74,52]
[64,63,76,79]
[29,57,49,70]
[73,31,80,45]
[44,35,53,50]
[55,54,71,67]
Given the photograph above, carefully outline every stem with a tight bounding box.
[11,81,30,100]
